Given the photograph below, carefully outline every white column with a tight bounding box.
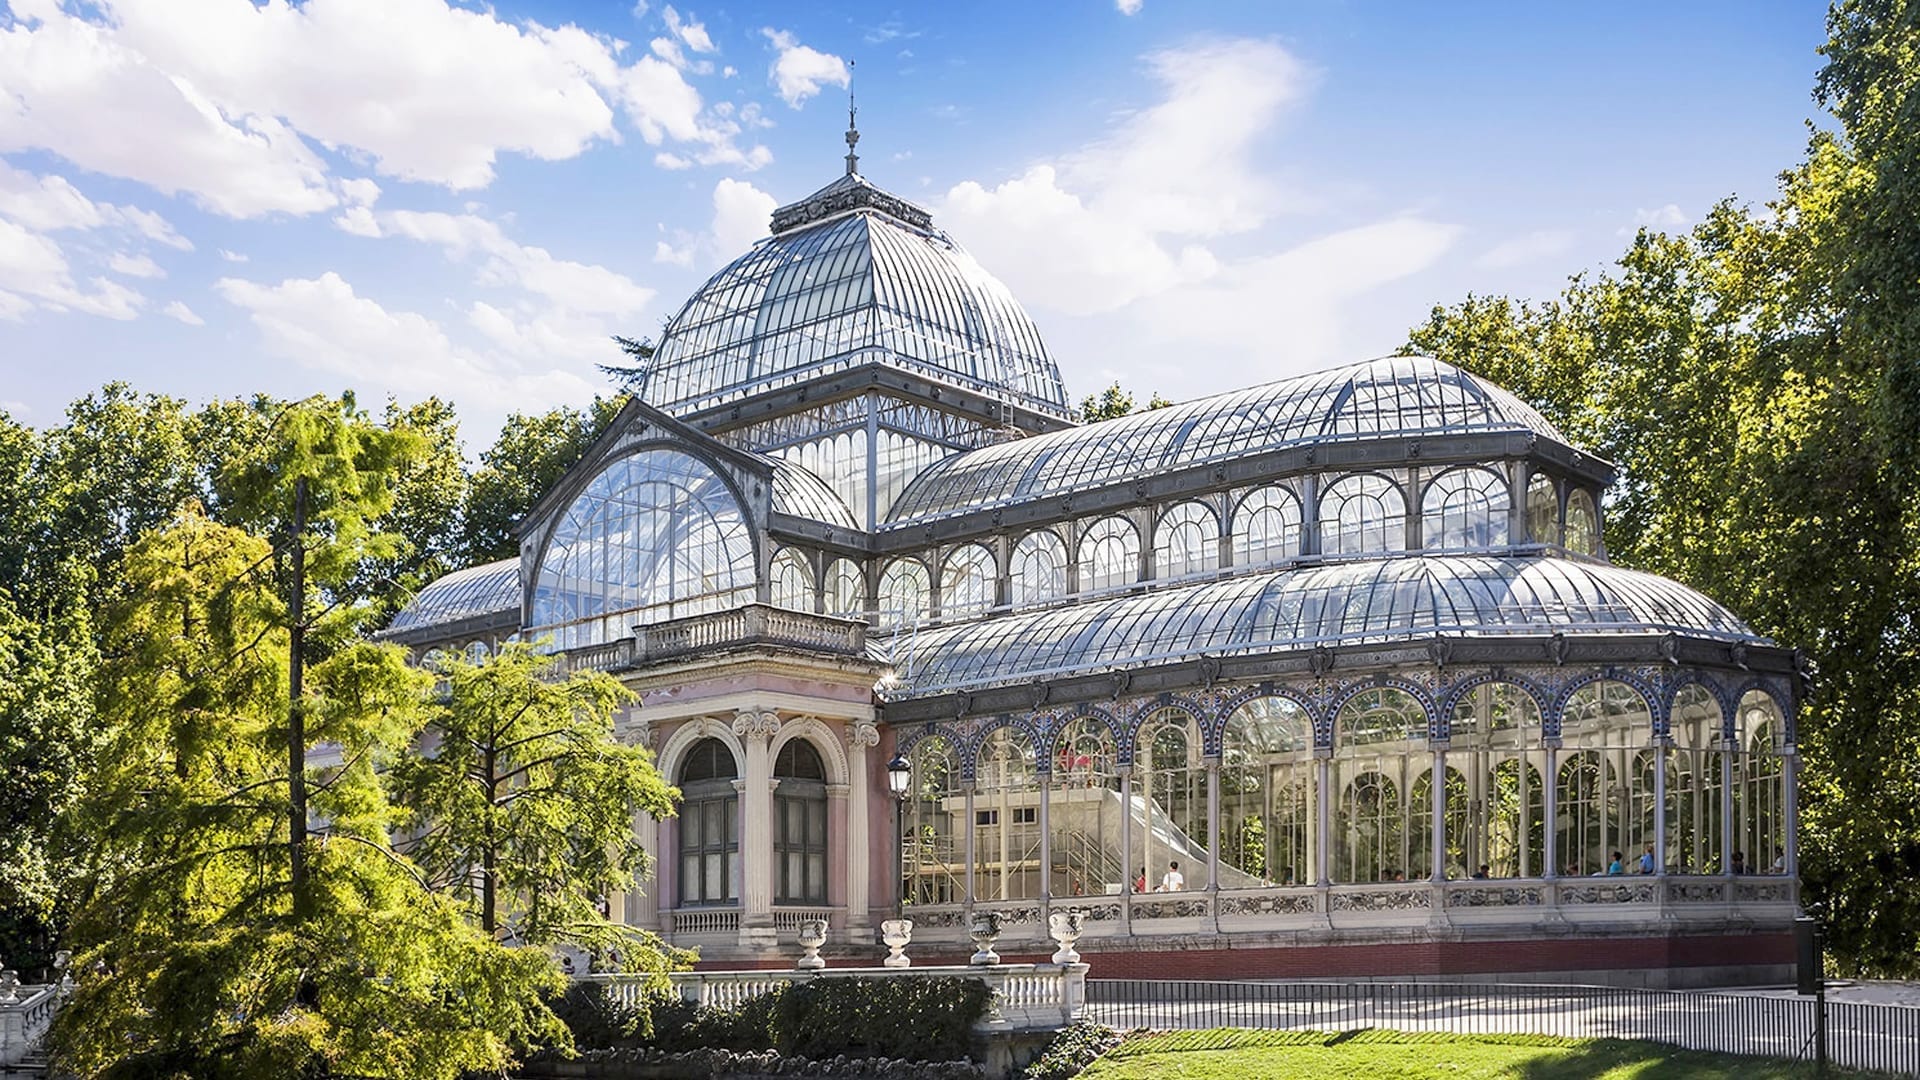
[1720,739,1736,875]
[1038,773,1053,902]
[1653,735,1670,876]
[1429,746,1447,882]
[1118,766,1134,930]
[732,710,780,932]
[963,781,977,907]
[846,722,878,931]
[631,809,662,929]
[1542,740,1561,877]
[1784,749,1800,882]
[1206,759,1221,892]
[1314,750,1332,885]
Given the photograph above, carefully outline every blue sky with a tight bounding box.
[0,0,1828,446]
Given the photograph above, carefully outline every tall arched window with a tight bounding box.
[1154,502,1219,581]
[939,544,997,620]
[1077,516,1140,593]
[1565,489,1599,555]
[1558,680,1653,874]
[1221,697,1314,887]
[1231,486,1301,569]
[1334,688,1425,882]
[1737,690,1788,874]
[1422,467,1510,549]
[875,558,930,630]
[905,736,963,906]
[824,557,865,618]
[1450,683,1543,877]
[1010,529,1069,607]
[1047,718,1118,898]
[977,727,1039,901]
[773,739,828,905]
[1135,710,1206,892]
[1410,766,1470,880]
[769,548,814,612]
[1670,684,1723,875]
[677,738,739,907]
[1320,474,1407,556]
[1526,473,1558,545]
[532,449,756,648]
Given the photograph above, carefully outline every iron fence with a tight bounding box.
[1087,979,1920,1076]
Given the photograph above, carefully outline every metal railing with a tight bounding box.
[1087,979,1920,1076]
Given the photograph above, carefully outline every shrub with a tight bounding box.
[546,981,650,1050]
[1017,1021,1123,1080]
[771,975,992,1062]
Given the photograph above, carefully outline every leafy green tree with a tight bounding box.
[1077,382,1173,423]
[53,510,565,1080]
[392,641,683,981]
[458,396,626,564]
[598,334,657,394]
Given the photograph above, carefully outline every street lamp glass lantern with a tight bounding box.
[887,753,912,798]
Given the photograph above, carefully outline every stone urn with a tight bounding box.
[53,950,73,997]
[968,910,1003,967]
[795,918,828,971]
[0,968,17,1005]
[1047,908,1084,965]
[879,917,914,969]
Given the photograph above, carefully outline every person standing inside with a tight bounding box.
[1159,860,1185,892]
[1637,841,1656,875]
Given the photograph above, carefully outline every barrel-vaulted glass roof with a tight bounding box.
[886,355,1566,524]
[884,554,1761,695]
[638,191,1071,421]
[387,558,519,635]
[770,457,858,528]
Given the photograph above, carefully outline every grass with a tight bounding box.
[1074,1028,1891,1079]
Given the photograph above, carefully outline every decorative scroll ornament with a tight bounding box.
[731,709,782,741]
[846,721,881,749]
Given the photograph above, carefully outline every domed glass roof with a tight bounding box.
[386,557,519,635]
[886,355,1567,524]
[637,174,1071,421]
[886,553,1763,695]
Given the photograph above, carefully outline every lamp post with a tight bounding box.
[887,752,912,917]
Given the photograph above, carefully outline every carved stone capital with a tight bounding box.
[732,709,782,741]
[846,720,881,750]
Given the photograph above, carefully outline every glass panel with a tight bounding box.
[824,557,866,618]
[1011,529,1068,607]
[978,728,1041,901]
[1422,466,1510,549]
[1046,720,1117,898]
[876,558,931,630]
[1526,473,1558,545]
[1320,473,1407,557]
[1449,683,1543,878]
[1135,710,1206,892]
[939,543,997,619]
[1566,490,1599,555]
[390,558,520,634]
[1077,516,1140,594]
[1231,487,1301,570]
[1558,680,1653,876]
[1221,697,1313,886]
[1333,688,1425,883]
[1737,690,1787,874]
[770,548,815,612]
[905,736,964,905]
[1154,502,1220,581]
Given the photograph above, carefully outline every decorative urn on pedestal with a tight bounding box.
[795,918,828,971]
[968,910,1003,966]
[1047,908,1085,964]
[879,918,914,969]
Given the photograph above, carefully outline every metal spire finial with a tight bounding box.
[844,60,860,175]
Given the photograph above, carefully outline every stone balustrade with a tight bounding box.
[0,984,58,1066]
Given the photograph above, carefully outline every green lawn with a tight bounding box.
[1077,1029,1887,1079]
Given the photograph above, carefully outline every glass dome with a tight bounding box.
[888,554,1763,694]
[637,181,1071,421]
[887,355,1566,524]
[387,557,520,635]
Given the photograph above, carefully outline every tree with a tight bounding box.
[1078,382,1173,423]
[392,641,684,981]
[458,397,626,564]
[597,334,657,395]
[53,510,566,1080]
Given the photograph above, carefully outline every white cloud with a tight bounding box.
[664,7,715,53]
[653,176,774,267]
[333,205,382,238]
[1116,0,1144,13]
[216,270,600,410]
[1626,203,1688,233]
[219,248,249,262]
[1475,229,1576,270]
[0,0,765,218]
[0,163,190,249]
[369,209,654,317]
[654,238,695,265]
[108,252,166,278]
[339,177,381,206]
[0,218,144,319]
[162,299,205,325]
[762,29,848,108]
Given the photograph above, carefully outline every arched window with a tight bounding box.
[773,739,828,905]
[769,548,814,612]
[1221,697,1314,887]
[939,544,997,620]
[677,738,739,907]
[1450,683,1543,877]
[1422,467,1509,549]
[977,727,1039,901]
[1047,718,1118,899]
[1333,688,1425,882]
[1135,710,1206,892]
[1737,690,1788,875]
[905,736,963,905]
[1231,486,1301,569]
[1565,489,1599,555]
[1077,516,1140,593]
[531,449,756,648]
[1526,473,1558,545]
[1670,684,1723,875]
[1558,680,1652,874]
[1320,474,1406,556]
[824,557,865,618]
[875,558,930,630]
[1154,502,1219,581]
[1410,766,1470,880]
[1010,530,1069,607]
